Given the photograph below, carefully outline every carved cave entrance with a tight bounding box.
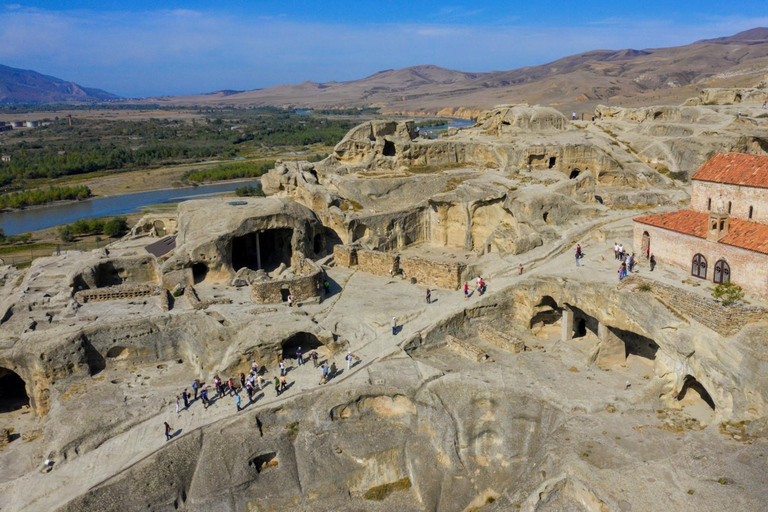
[232,229,293,273]
[0,368,29,413]
[677,375,716,411]
[569,169,581,179]
[281,332,324,359]
[192,262,208,284]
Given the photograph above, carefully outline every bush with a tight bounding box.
[235,184,264,197]
[58,225,74,242]
[712,282,744,306]
[104,217,128,238]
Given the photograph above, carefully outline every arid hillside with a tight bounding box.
[147,28,768,116]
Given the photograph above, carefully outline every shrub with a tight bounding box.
[235,184,264,197]
[58,225,74,242]
[712,282,744,306]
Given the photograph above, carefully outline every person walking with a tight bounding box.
[618,244,624,260]
[629,253,635,273]
[257,374,265,390]
[192,379,199,401]
[251,360,259,374]
[426,288,431,304]
[279,359,285,376]
[650,254,656,271]
[311,350,319,368]
[182,389,189,410]
[201,386,209,409]
[228,378,236,396]
[614,242,619,260]
[296,346,303,366]
[319,364,327,385]
[246,382,253,402]
[329,361,337,380]
[236,393,242,412]
[464,282,469,300]
[346,351,353,370]
[280,374,287,392]
[175,395,180,415]
[240,372,246,391]
[274,376,281,396]
[518,263,523,275]
[164,422,173,441]
[575,245,581,267]
[391,317,397,335]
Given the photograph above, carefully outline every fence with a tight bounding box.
[0,239,108,267]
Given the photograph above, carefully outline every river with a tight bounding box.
[0,180,261,236]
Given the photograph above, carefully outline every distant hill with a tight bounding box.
[0,65,118,104]
[148,28,768,116]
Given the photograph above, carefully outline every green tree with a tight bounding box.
[58,225,74,242]
[104,217,128,238]
[712,282,745,306]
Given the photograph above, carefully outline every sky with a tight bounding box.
[0,1,767,97]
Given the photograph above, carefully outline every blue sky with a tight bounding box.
[1,1,766,97]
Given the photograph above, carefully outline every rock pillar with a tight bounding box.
[561,306,574,342]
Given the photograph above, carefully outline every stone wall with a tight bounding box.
[691,180,768,224]
[619,275,768,337]
[400,256,466,290]
[250,259,323,304]
[477,324,526,353]
[333,245,358,267]
[445,335,491,362]
[633,221,768,299]
[75,284,161,303]
[356,249,399,277]
[334,245,465,290]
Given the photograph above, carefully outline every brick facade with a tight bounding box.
[691,180,767,223]
[633,222,768,298]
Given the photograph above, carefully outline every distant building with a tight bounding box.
[634,153,768,298]
[25,121,39,128]
[1,155,10,162]
[0,122,10,132]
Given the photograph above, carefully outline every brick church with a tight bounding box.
[634,153,768,299]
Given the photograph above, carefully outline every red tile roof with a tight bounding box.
[634,209,768,255]
[691,153,768,189]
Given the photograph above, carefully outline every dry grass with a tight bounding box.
[363,478,412,501]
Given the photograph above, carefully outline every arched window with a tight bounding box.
[691,253,707,279]
[749,206,754,219]
[714,259,730,284]
[707,198,712,210]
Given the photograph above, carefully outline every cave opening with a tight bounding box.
[548,157,557,169]
[530,295,563,330]
[0,368,29,413]
[192,263,208,284]
[94,262,123,287]
[677,375,716,410]
[232,229,293,273]
[313,234,324,256]
[569,169,581,179]
[281,332,324,359]
[382,140,397,157]
[610,327,658,361]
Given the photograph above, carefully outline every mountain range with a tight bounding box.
[2,28,768,112]
[0,65,118,104]
[150,27,768,116]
